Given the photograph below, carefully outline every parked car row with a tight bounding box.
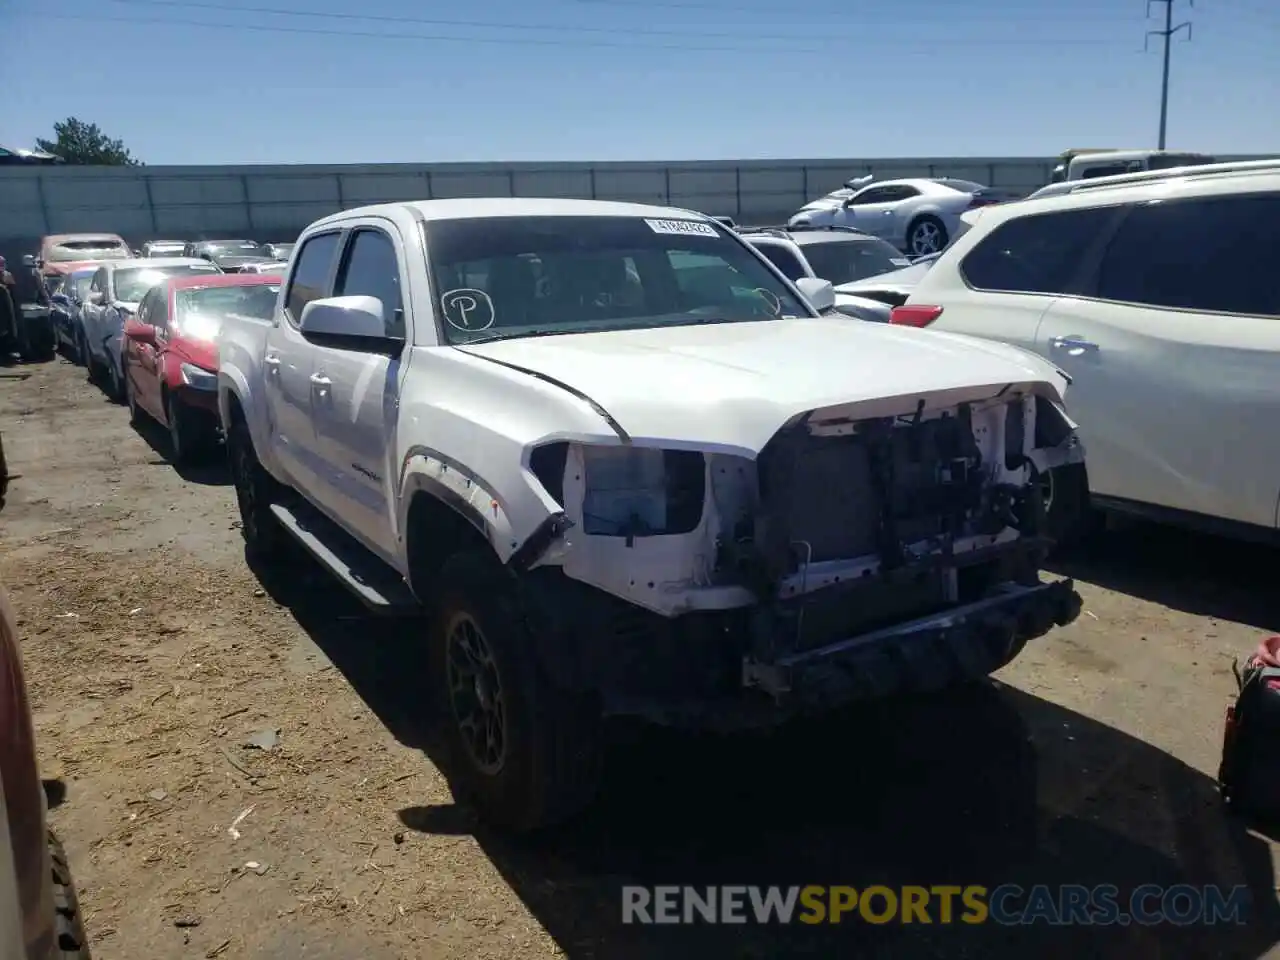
[22,155,1276,838]
[45,257,283,459]
[8,232,295,370]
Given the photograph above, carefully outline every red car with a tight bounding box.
[122,272,282,463]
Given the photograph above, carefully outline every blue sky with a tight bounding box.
[2,0,1277,164]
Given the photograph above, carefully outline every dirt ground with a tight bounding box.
[3,357,1280,959]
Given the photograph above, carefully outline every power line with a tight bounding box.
[573,0,1135,18]
[20,3,1135,53]
[4,11,918,53]
[1145,0,1192,149]
[99,0,838,43]
[62,0,1141,47]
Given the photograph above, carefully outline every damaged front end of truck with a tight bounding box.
[516,384,1084,729]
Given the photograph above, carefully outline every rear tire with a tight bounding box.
[49,830,92,959]
[906,215,948,257]
[227,416,285,560]
[431,550,603,833]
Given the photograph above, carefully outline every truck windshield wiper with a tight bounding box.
[456,328,571,345]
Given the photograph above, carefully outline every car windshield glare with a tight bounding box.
[114,265,219,303]
[175,283,279,340]
[802,239,909,286]
[424,215,810,345]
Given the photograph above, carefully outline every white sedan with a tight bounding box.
[788,178,1008,257]
[80,258,222,400]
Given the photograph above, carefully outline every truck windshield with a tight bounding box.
[423,215,811,345]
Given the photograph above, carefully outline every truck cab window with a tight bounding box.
[335,230,404,338]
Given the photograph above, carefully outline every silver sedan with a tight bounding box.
[788,178,1008,257]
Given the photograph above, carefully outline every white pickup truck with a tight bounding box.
[217,197,1085,831]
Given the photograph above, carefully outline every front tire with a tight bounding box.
[432,551,603,832]
[906,215,948,257]
[227,416,285,559]
[1042,462,1092,550]
[164,389,212,464]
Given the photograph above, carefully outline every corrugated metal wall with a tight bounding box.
[0,155,1267,246]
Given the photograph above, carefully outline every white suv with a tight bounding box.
[893,159,1280,541]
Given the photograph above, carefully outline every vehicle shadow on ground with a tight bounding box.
[130,416,232,487]
[1046,521,1280,634]
[246,546,436,747]
[248,546,1280,960]
[400,688,1280,959]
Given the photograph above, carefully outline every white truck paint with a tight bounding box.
[217,197,1086,832]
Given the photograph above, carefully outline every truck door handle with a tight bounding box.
[309,373,331,398]
[1049,335,1099,354]
[264,354,281,375]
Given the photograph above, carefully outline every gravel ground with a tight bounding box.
[3,357,1280,959]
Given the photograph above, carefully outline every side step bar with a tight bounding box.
[268,501,420,615]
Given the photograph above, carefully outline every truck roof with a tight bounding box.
[309,197,721,228]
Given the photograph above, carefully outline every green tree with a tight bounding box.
[35,117,142,166]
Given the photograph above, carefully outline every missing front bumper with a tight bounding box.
[742,577,1082,707]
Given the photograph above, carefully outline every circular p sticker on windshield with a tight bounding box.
[440,288,495,332]
[751,288,782,316]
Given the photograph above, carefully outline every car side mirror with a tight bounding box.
[88,291,104,305]
[22,255,37,268]
[50,293,71,307]
[794,277,836,313]
[123,318,157,344]
[299,295,403,353]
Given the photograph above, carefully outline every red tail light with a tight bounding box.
[889,304,943,327]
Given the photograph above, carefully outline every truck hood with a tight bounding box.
[455,317,1065,455]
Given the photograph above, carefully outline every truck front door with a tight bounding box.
[264,231,340,494]
[307,223,405,564]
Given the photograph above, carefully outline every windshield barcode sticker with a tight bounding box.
[644,218,720,237]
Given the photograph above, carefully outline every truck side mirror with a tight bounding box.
[794,277,836,312]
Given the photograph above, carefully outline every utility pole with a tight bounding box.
[1146,0,1192,150]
